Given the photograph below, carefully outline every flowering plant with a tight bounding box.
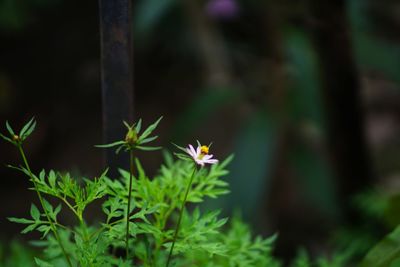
[1,117,279,267]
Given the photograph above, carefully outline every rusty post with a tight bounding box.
[99,0,134,176]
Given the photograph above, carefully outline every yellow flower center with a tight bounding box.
[200,145,209,155]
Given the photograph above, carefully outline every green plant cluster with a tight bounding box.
[1,118,280,267]
[4,118,400,267]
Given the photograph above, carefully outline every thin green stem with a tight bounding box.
[60,197,80,219]
[89,218,125,240]
[126,149,134,259]
[79,219,89,242]
[166,166,197,267]
[153,206,174,263]
[79,219,95,267]
[43,221,81,237]
[17,144,73,267]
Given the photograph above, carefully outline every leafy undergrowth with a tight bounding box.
[2,118,400,267]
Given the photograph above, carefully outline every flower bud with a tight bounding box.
[125,128,138,145]
[12,134,21,142]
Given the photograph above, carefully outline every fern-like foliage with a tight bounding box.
[7,149,281,267]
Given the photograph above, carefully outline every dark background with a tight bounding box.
[1,0,400,262]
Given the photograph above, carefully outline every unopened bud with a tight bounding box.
[12,134,21,142]
[125,128,138,145]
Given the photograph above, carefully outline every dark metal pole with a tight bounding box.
[99,0,134,176]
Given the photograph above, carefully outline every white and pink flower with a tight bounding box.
[186,144,218,166]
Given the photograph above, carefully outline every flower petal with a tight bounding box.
[205,159,218,164]
[202,154,213,160]
[195,159,204,166]
[188,144,197,158]
[184,142,218,166]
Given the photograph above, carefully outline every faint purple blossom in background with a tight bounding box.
[205,0,239,20]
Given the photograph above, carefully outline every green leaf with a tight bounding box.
[135,118,142,133]
[48,170,56,189]
[384,194,400,227]
[23,122,36,140]
[34,257,54,267]
[136,145,162,151]
[0,132,13,143]
[99,168,109,178]
[36,225,51,238]
[53,204,62,218]
[196,140,202,147]
[39,169,46,181]
[172,142,187,153]
[30,240,49,247]
[21,224,38,234]
[173,152,191,161]
[123,120,131,130]
[360,225,400,267]
[218,154,234,169]
[115,144,125,154]
[139,135,158,145]
[8,217,34,224]
[95,140,125,148]
[42,199,53,214]
[134,158,146,179]
[30,204,41,221]
[5,120,15,135]
[19,117,36,139]
[7,165,32,180]
[138,116,162,141]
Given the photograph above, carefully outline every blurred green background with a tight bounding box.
[0,0,400,264]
